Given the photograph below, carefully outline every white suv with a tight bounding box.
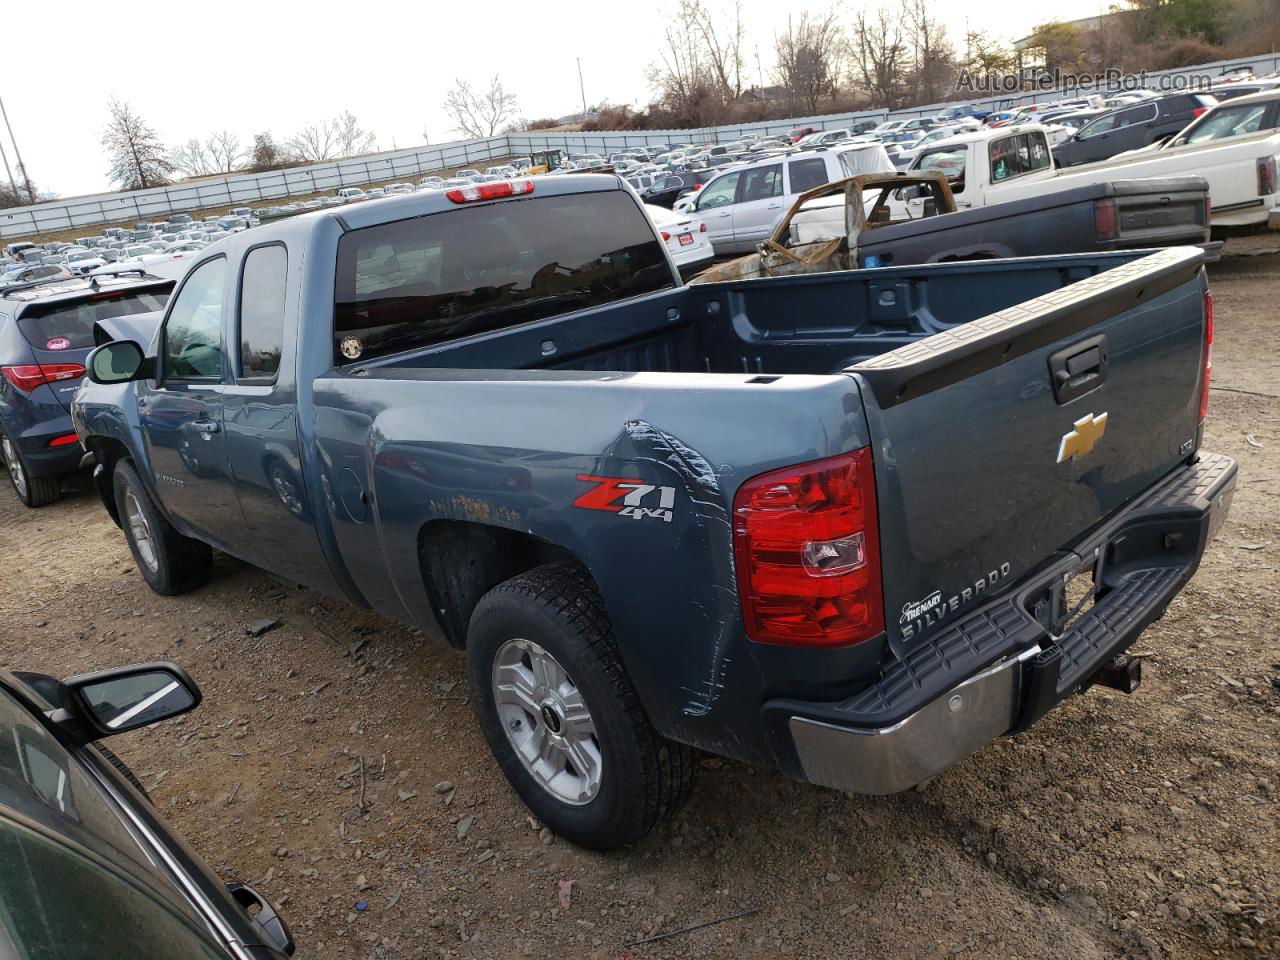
[680,144,895,253]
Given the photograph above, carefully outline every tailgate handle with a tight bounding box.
[1048,334,1108,404]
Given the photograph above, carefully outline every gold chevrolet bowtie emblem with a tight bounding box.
[1057,412,1109,463]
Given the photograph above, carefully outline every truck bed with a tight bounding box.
[352,249,1184,377]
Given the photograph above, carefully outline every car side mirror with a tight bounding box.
[63,662,201,739]
[86,339,150,384]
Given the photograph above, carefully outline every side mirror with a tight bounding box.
[86,339,149,384]
[63,662,201,738]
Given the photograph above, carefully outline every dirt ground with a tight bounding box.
[0,254,1276,960]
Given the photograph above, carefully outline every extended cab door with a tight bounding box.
[138,256,253,555]
[221,243,341,596]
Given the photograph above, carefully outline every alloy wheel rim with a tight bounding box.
[124,491,158,572]
[2,436,26,499]
[492,638,602,805]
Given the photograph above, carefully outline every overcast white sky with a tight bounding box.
[2,0,1111,199]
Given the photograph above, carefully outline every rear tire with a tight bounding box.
[467,562,696,850]
[1,432,62,508]
[113,459,211,595]
[94,743,151,803]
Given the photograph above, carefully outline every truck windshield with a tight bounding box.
[333,190,674,363]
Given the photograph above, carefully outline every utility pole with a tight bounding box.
[0,136,15,198]
[0,96,34,203]
[577,58,588,120]
[755,46,764,90]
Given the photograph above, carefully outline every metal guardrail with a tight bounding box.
[4,51,1279,240]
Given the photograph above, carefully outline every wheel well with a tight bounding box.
[84,436,131,526]
[418,520,579,649]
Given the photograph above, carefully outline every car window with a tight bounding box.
[237,245,287,381]
[990,133,1051,182]
[787,157,830,194]
[0,686,174,894]
[917,145,967,194]
[1077,112,1121,139]
[17,289,170,351]
[1182,102,1272,144]
[737,164,782,202]
[1120,104,1157,126]
[0,817,229,958]
[696,172,740,210]
[334,190,674,363]
[162,257,226,382]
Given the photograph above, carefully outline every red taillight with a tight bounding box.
[1199,290,1213,422]
[48,434,80,447]
[1192,107,1207,119]
[699,221,707,232]
[1,363,85,393]
[445,179,535,204]
[692,183,702,189]
[1258,157,1277,197]
[1093,197,1117,241]
[733,449,884,647]
[660,230,671,241]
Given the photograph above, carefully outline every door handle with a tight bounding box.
[192,420,220,434]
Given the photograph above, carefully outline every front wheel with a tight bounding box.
[1,432,61,508]
[467,562,696,850]
[113,460,211,595]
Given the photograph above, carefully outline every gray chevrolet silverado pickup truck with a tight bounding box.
[72,174,1235,849]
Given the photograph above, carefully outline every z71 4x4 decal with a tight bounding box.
[574,475,676,523]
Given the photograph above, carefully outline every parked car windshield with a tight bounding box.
[19,288,170,350]
[334,190,674,363]
[1177,101,1272,145]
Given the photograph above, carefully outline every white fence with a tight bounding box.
[5,51,1280,240]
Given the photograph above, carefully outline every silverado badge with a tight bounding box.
[1057,412,1108,463]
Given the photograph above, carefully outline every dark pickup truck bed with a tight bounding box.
[860,176,1219,267]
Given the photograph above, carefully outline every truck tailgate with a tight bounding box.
[850,247,1208,656]
[1107,177,1208,248]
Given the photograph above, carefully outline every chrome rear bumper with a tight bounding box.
[789,647,1040,794]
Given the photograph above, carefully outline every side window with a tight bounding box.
[238,245,288,381]
[737,164,783,202]
[918,146,967,194]
[1077,112,1120,140]
[162,257,226,382]
[990,134,1050,182]
[787,157,830,194]
[695,172,740,210]
[1120,104,1156,126]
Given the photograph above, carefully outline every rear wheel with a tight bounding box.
[467,562,696,850]
[113,459,211,595]
[1,432,62,508]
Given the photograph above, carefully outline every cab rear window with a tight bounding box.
[333,190,673,363]
[19,289,170,351]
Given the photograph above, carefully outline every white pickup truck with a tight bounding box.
[901,121,1280,230]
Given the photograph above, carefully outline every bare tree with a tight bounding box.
[0,170,51,210]
[774,12,842,114]
[102,98,174,190]
[647,1,727,126]
[207,130,245,172]
[691,0,747,100]
[331,112,376,156]
[849,9,908,109]
[170,138,213,178]
[903,0,956,105]
[288,120,338,162]
[443,76,520,138]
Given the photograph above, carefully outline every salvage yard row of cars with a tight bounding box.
[0,71,1269,957]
